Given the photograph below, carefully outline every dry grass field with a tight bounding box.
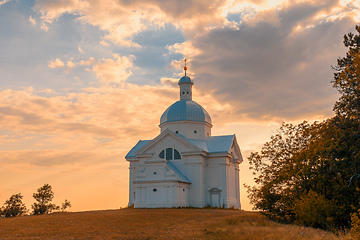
[0,208,351,239]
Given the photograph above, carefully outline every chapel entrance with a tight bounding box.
[209,188,222,207]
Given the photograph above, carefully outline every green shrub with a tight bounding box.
[293,190,334,230]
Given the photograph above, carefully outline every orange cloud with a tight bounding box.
[53,54,134,85]
[0,0,10,6]
[92,54,133,85]
[33,0,229,46]
[48,58,65,68]
[29,16,36,25]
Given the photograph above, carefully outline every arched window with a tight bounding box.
[159,148,181,160]
[166,148,173,160]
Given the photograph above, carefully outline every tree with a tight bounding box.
[32,184,59,215]
[61,199,72,212]
[246,121,317,222]
[0,193,27,217]
[333,25,360,119]
[246,25,360,230]
[247,117,360,229]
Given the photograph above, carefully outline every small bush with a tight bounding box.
[293,190,334,230]
[0,193,27,217]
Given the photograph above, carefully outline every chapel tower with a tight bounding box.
[159,60,212,140]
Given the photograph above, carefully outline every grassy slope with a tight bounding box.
[0,209,349,239]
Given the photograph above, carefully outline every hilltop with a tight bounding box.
[0,208,348,239]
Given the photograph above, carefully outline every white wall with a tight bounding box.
[160,121,211,140]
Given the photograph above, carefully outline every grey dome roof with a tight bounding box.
[178,76,193,85]
[160,100,212,125]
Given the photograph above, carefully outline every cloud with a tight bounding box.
[56,54,134,85]
[0,82,175,148]
[33,0,229,46]
[0,77,241,154]
[167,1,358,122]
[48,58,65,68]
[66,60,75,72]
[160,77,178,88]
[0,0,10,6]
[29,16,36,25]
[32,0,359,49]
[91,54,133,85]
[0,149,125,167]
[167,41,202,58]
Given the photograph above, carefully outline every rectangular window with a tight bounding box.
[166,148,173,160]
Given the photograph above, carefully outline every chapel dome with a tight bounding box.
[178,76,193,85]
[160,100,212,125]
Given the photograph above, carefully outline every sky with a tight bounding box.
[0,0,359,212]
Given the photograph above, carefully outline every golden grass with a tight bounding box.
[0,208,351,239]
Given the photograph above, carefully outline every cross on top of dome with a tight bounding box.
[184,58,187,76]
[178,59,193,86]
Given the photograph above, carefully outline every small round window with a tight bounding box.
[153,188,157,192]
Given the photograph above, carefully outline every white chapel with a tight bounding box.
[126,63,243,208]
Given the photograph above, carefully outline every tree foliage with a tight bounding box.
[333,25,360,119]
[247,116,360,229]
[351,209,360,239]
[246,121,314,221]
[32,184,59,215]
[61,199,72,212]
[293,190,334,230]
[0,193,27,217]
[247,25,360,230]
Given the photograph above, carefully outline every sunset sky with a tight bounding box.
[0,0,359,212]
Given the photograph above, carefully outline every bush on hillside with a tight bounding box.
[0,193,27,217]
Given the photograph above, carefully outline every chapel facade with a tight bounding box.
[125,65,243,208]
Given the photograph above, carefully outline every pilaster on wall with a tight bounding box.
[183,156,206,207]
[128,161,137,206]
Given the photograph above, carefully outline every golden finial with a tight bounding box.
[184,58,187,76]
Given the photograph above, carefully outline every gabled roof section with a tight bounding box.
[125,140,151,158]
[166,160,191,183]
[206,135,235,153]
[187,139,208,152]
[134,128,204,156]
